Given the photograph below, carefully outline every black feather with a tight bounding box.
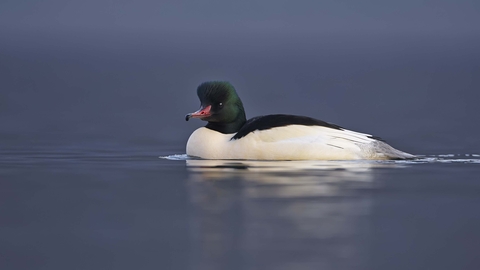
[231,114,344,140]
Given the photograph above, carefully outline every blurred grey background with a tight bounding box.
[1,0,479,153]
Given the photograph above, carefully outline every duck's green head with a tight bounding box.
[186,81,246,133]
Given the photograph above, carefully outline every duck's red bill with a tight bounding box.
[185,105,211,121]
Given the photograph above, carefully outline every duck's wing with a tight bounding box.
[231,115,414,160]
[232,114,377,144]
[231,114,346,140]
[250,124,375,147]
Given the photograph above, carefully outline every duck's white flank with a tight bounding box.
[186,126,414,160]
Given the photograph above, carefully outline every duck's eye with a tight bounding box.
[218,102,223,107]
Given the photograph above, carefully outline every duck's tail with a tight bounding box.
[367,140,416,160]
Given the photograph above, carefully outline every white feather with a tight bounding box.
[186,126,414,160]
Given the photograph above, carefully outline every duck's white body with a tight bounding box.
[186,126,414,160]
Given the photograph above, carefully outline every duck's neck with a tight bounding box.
[205,112,246,134]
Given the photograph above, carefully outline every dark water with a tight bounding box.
[1,31,480,270]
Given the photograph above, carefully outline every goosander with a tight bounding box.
[185,81,414,160]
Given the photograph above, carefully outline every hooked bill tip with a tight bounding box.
[185,114,191,121]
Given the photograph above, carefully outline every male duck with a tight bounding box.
[185,81,414,160]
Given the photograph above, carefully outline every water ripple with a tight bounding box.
[160,153,480,164]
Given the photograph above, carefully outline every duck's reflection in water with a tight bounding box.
[186,160,401,270]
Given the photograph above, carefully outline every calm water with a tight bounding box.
[1,32,480,270]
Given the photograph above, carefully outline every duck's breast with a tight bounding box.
[186,127,234,159]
